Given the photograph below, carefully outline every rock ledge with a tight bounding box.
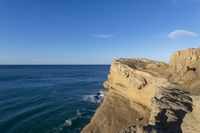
[81,48,200,133]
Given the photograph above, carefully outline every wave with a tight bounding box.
[83,90,107,103]
[52,109,82,133]
[64,119,72,126]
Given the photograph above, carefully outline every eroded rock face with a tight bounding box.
[120,88,192,133]
[181,96,200,133]
[81,48,200,133]
[167,48,200,94]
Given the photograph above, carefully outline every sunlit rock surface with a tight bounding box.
[81,48,200,133]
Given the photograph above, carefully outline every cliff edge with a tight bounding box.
[81,48,200,133]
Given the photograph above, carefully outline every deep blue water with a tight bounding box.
[0,65,110,133]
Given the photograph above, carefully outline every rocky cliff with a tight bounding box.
[81,48,200,133]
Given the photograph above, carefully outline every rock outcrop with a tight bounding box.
[81,48,200,133]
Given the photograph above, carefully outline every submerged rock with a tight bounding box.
[81,48,200,133]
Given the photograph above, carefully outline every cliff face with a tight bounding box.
[167,48,200,94]
[81,48,200,133]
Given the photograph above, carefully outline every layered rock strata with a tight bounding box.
[81,48,200,133]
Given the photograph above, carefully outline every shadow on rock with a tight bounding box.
[120,88,193,133]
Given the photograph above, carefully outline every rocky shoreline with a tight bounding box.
[81,48,200,133]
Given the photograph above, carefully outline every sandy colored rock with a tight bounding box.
[82,89,150,133]
[81,48,200,133]
[181,95,200,133]
[167,48,200,94]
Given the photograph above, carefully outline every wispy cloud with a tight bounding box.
[93,34,115,39]
[168,29,198,39]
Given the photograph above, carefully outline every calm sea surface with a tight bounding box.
[0,65,110,133]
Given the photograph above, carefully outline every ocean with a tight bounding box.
[0,65,110,133]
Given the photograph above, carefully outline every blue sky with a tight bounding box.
[0,0,200,64]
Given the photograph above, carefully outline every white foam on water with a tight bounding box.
[83,90,107,103]
[52,109,83,133]
[64,119,72,126]
[83,94,97,103]
[76,109,81,117]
